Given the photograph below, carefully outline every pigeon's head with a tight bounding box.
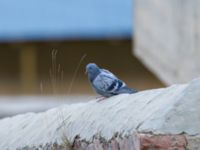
[86,63,101,81]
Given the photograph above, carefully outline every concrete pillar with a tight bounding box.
[134,0,200,85]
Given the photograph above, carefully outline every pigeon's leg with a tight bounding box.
[96,96,107,102]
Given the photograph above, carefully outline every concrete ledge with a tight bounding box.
[1,78,200,149]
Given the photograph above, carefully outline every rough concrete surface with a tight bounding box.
[186,135,200,150]
[0,78,200,149]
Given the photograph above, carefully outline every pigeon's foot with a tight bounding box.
[96,96,107,102]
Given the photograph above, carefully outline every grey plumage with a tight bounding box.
[86,63,137,97]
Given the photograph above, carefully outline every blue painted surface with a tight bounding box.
[0,0,133,41]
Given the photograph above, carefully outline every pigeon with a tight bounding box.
[86,63,137,97]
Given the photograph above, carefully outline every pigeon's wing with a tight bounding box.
[97,69,137,95]
[101,69,127,91]
[101,69,117,78]
[93,71,125,94]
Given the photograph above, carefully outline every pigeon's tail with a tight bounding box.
[117,86,137,94]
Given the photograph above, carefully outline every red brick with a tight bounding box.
[140,134,187,150]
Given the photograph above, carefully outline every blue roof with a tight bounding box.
[0,0,133,41]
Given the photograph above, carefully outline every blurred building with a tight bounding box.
[134,0,200,85]
[0,0,164,95]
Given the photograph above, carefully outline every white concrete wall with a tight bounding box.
[134,0,200,85]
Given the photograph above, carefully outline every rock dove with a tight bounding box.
[86,63,137,97]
